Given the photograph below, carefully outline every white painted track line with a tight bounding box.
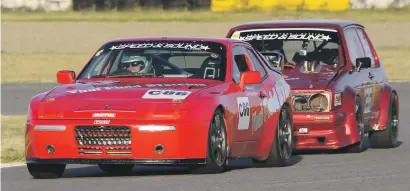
[1,163,26,168]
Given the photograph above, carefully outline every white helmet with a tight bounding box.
[120,54,153,73]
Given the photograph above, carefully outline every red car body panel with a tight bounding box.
[25,37,292,165]
[226,20,399,150]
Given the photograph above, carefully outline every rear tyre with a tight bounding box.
[345,97,366,153]
[98,164,134,175]
[27,164,66,179]
[190,109,228,174]
[369,93,399,148]
[253,104,294,167]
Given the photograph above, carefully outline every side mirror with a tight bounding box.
[57,70,76,84]
[240,71,261,88]
[262,51,285,72]
[355,57,371,72]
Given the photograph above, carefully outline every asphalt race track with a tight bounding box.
[2,82,410,191]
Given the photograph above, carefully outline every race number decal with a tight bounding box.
[364,87,373,113]
[142,89,191,100]
[237,97,250,130]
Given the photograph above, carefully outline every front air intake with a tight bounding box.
[74,126,131,146]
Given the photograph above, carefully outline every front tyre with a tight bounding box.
[369,92,399,148]
[27,164,66,179]
[190,109,228,174]
[253,104,294,167]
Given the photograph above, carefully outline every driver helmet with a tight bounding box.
[119,53,153,73]
[262,40,287,63]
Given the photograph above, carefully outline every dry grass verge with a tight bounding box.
[1,53,90,83]
[1,116,26,163]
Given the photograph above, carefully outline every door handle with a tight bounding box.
[259,91,267,99]
[368,72,375,79]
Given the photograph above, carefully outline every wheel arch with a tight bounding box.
[253,101,291,161]
[375,84,399,131]
[340,85,363,146]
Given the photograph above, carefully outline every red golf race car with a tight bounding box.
[226,20,399,153]
[25,37,295,179]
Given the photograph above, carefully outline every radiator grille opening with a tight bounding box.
[75,126,131,146]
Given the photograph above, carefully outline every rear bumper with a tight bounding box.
[25,118,209,164]
[292,111,353,149]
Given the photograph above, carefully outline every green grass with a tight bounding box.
[1,116,27,163]
[2,9,410,23]
[1,47,409,83]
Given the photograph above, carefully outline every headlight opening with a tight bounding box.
[292,95,309,111]
[308,93,329,112]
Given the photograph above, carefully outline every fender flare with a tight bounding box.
[340,86,362,145]
[375,83,398,131]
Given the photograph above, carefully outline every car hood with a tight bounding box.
[36,80,220,119]
[282,64,338,90]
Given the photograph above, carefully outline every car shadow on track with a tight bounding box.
[59,155,303,179]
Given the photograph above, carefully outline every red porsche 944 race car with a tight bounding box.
[26,37,295,179]
[226,20,399,153]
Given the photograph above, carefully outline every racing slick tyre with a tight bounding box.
[252,104,294,167]
[189,109,228,174]
[98,164,135,175]
[27,164,66,179]
[369,93,399,148]
[345,97,366,153]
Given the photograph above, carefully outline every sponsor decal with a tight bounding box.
[315,116,331,120]
[237,97,250,130]
[334,93,342,106]
[95,49,104,57]
[109,42,211,51]
[238,32,332,42]
[285,77,300,81]
[92,113,116,118]
[93,120,110,124]
[251,110,265,133]
[231,31,240,40]
[142,89,192,100]
[364,87,373,113]
[66,83,207,94]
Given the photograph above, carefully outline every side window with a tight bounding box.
[245,48,267,78]
[255,50,282,73]
[232,46,250,83]
[344,28,365,68]
[356,29,377,68]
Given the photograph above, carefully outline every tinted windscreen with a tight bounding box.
[231,28,342,68]
[78,41,227,81]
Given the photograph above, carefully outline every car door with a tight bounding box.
[355,28,383,127]
[344,27,373,126]
[231,45,267,142]
[243,46,272,138]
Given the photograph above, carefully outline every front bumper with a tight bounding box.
[292,111,353,149]
[25,118,208,165]
[26,158,205,165]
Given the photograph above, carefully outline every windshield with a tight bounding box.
[230,28,342,74]
[78,40,227,81]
